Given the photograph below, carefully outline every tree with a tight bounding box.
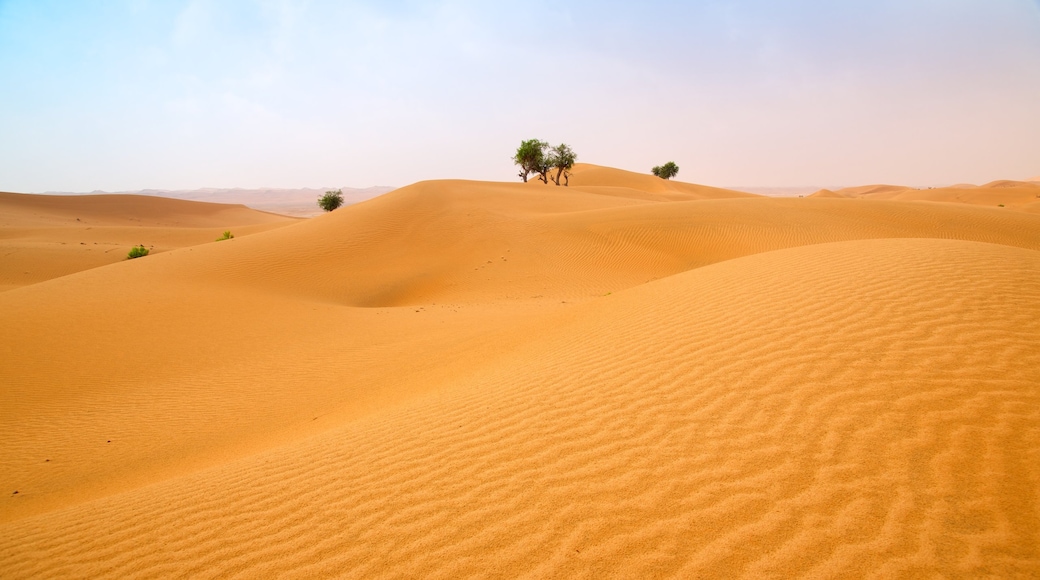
[513,139,548,183]
[651,162,679,180]
[534,154,552,184]
[318,189,344,212]
[548,143,577,186]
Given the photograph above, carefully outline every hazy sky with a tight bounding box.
[2,0,1039,191]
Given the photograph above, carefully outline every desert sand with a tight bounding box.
[38,186,397,218]
[1,164,1038,578]
[0,192,298,291]
[808,180,1040,214]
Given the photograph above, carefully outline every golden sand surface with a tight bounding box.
[810,180,1040,213]
[0,192,298,291]
[1,164,1038,578]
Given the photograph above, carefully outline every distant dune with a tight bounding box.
[819,179,1040,213]
[1,164,1038,578]
[726,185,827,197]
[0,191,297,291]
[807,188,844,198]
[41,186,397,217]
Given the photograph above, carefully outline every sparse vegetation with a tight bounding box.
[652,162,679,180]
[216,231,234,241]
[513,139,548,183]
[127,245,149,259]
[318,189,344,212]
[514,140,577,185]
[548,144,577,186]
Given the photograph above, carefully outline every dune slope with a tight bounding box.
[828,181,1040,212]
[1,175,1039,578]
[2,238,1039,578]
[0,192,297,290]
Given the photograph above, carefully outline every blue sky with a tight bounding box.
[1,0,1038,191]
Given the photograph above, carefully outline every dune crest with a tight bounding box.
[811,180,1040,212]
[807,188,843,198]
[530,163,758,201]
[2,169,1039,578]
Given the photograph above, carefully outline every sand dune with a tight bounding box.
[832,184,913,198]
[38,186,399,218]
[808,188,844,198]
[558,164,758,201]
[0,192,297,291]
[823,180,1040,212]
[1,170,1039,578]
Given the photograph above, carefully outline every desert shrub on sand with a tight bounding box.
[127,245,149,259]
[318,189,344,212]
[652,162,679,180]
[216,231,234,241]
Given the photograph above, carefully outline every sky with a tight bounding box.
[1,0,1039,192]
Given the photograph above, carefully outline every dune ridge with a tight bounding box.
[815,180,1040,213]
[0,191,297,290]
[1,170,1039,577]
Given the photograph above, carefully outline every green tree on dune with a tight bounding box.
[318,189,344,212]
[514,140,578,185]
[652,162,679,180]
[534,151,552,184]
[548,143,577,186]
[513,139,548,183]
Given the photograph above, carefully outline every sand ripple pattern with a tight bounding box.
[2,238,1038,578]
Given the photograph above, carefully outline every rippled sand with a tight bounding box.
[2,165,1038,578]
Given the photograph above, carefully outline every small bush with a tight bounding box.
[651,161,679,180]
[318,189,344,212]
[127,245,149,259]
[216,231,234,241]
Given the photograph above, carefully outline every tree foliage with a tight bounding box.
[513,139,548,183]
[652,162,679,180]
[514,140,577,186]
[318,189,344,212]
[548,143,577,186]
[534,154,552,184]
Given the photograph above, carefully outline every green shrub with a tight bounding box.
[651,161,679,179]
[216,230,234,241]
[318,189,344,212]
[127,245,149,259]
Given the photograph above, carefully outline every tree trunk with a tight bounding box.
[552,167,563,186]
